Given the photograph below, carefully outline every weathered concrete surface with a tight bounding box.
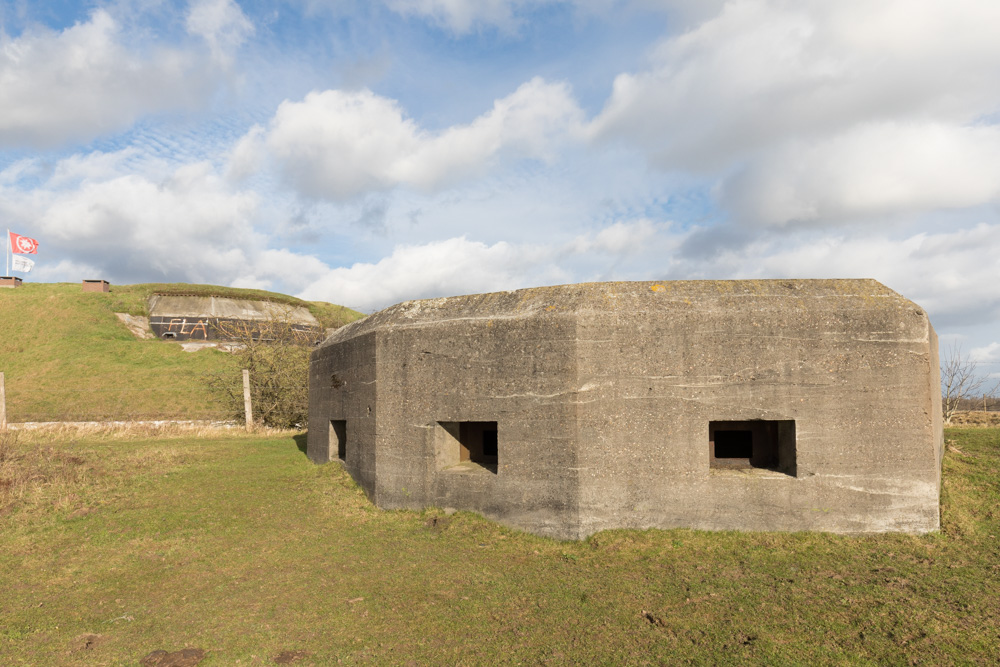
[148,295,319,341]
[308,280,943,540]
[115,313,155,339]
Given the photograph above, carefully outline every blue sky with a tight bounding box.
[2,0,1000,377]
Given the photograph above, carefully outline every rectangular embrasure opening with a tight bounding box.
[330,419,347,461]
[436,421,498,474]
[709,420,796,475]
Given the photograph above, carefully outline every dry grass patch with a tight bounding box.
[949,410,1000,427]
[0,428,103,517]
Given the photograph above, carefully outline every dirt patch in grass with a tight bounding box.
[73,633,103,651]
[273,649,311,664]
[139,648,206,666]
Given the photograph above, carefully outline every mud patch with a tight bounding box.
[424,515,451,532]
[140,648,206,666]
[273,649,311,664]
[725,632,758,649]
[643,611,667,628]
[75,633,102,651]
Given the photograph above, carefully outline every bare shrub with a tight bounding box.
[941,343,990,424]
[206,316,315,429]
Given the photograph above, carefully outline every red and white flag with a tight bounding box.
[9,231,39,254]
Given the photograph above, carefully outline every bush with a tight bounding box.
[207,318,314,428]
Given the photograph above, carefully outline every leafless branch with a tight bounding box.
[206,310,314,428]
[941,342,987,423]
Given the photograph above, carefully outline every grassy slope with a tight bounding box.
[0,426,997,665]
[0,283,364,421]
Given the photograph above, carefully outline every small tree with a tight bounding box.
[941,343,986,424]
[207,315,317,428]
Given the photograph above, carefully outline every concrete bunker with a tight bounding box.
[308,280,943,540]
[148,294,321,342]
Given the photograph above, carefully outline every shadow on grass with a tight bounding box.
[293,432,308,456]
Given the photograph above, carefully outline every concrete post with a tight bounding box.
[242,369,252,430]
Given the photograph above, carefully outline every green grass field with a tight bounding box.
[0,283,363,422]
[1,425,997,665]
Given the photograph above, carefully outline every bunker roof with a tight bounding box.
[322,279,922,345]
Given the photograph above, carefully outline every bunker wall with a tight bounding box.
[572,290,941,535]
[367,312,582,537]
[308,331,378,498]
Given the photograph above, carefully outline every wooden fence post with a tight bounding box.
[242,369,253,430]
[0,371,6,430]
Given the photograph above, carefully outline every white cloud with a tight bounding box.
[588,0,1000,226]
[186,0,255,67]
[46,149,141,188]
[0,10,217,148]
[0,151,329,292]
[721,123,1000,226]
[240,248,332,292]
[592,0,1000,163]
[36,162,261,283]
[296,220,681,311]
[256,77,583,200]
[297,237,554,309]
[30,258,104,284]
[566,219,662,255]
[971,342,1000,364]
[661,222,1000,330]
[226,124,266,181]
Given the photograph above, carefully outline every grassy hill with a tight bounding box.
[0,282,364,422]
